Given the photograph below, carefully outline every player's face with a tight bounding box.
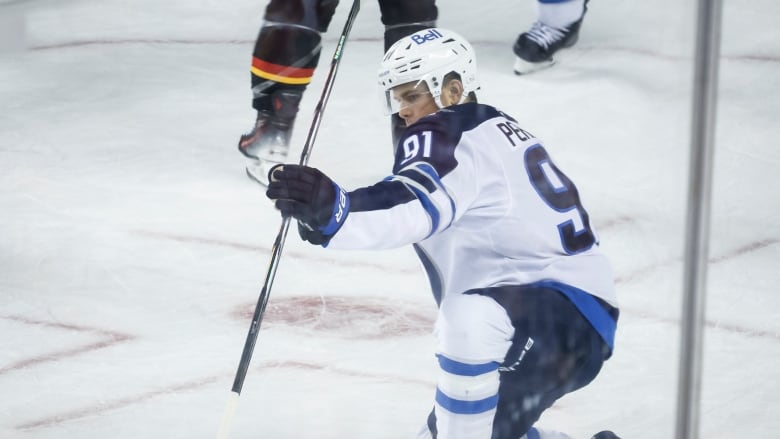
[391,81,439,126]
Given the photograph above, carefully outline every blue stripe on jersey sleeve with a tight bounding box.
[436,354,500,376]
[414,162,456,226]
[398,168,438,192]
[397,162,456,236]
[406,184,440,237]
[435,388,499,415]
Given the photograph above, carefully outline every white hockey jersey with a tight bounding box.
[327,103,617,347]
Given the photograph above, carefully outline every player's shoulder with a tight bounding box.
[393,104,506,174]
[397,103,507,150]
[412,103,506,137]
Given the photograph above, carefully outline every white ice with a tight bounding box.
[1,0,778,438]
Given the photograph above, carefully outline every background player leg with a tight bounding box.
[513,0,589,75]
[239,0,338,185]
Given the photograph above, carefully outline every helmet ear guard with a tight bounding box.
[378,28,479,115]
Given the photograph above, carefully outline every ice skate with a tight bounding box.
[513,1,588,75]
[238,111,292,186]
[238,89,301,186]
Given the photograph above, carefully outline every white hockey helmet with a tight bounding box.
[378,28,479,114]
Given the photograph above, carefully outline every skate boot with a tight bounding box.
[589,431,621,439]
[513,0,589,75]
[238,89,302,186]
[239,111,292,186]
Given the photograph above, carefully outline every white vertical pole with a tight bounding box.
[675,0,723,438]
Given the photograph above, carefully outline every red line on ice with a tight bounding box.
[16,376,220,430]
[709,238,778,264]
[0,315,134,375]
[615,238,780,341]
[15,359,432,430]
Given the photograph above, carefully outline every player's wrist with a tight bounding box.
[319,182,350,236]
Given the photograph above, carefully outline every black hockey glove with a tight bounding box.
[265,164,350,246]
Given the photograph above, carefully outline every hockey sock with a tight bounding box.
[537,0,586,29]
[250,23,321,111]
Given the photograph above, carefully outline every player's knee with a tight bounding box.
[435,294,514,363]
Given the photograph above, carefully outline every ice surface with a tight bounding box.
[1,1,778,438]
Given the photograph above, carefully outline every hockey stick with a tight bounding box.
[216,1,361,438]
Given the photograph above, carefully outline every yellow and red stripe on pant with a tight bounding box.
[251,57,315,85]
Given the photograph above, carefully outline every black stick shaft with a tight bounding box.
[230,0,361,397]
[217,4,362,438]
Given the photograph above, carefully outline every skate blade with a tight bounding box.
[245,160,272,187]
[513,57,556,76]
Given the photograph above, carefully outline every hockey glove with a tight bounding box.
[265,164,350,246]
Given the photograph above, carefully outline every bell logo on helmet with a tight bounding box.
[410,28,444,45]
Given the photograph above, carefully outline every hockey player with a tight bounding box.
[513,0,591,74]
[265,28,620,439]
[238,0,438,185]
